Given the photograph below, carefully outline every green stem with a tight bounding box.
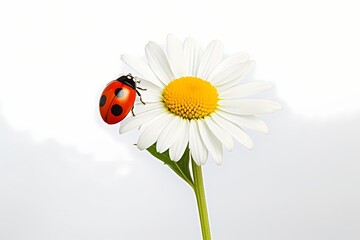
[192,159,212,240]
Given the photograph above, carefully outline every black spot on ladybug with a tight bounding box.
[99,95,106,107]
[111,104,123,116]
[115,88,125,98]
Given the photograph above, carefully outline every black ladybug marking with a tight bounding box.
[111,104,123,116]
[99,95,106,107]
[114,88,124,98]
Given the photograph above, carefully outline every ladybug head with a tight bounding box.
[116,74,136,90]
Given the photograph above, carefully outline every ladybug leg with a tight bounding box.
[136,86,147,91]
[136,89,146,105]
[131,105,135,117]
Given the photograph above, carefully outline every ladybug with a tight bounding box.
[99,74,146,124]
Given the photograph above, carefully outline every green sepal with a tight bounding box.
[146,144,194,188]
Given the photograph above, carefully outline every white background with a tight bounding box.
[1,0,360,239]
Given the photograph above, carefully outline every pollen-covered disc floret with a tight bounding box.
[162,76,219,119]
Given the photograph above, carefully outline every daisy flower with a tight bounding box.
[119,34,281,165]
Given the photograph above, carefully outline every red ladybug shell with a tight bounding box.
[99,75,137,124]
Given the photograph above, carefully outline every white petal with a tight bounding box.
[204,117,234,151]
[136,79,162,103]
[211,113,254,149]
[131,102,164,115]
[220,81,274,99]
[197,40,224,80]
[119,103,164,134]
[121,54,163,87]
[156,116,180,153]
[136,93,161,104]
[145,41,175,85]
[216,80,240,93]
[207,52,249,84]
[212,61,255,86]
[217,111,269,134]
[167,34,186,78]
[119,113,150,134]
[169,119,189,161]
[137,79,162,93]
[137,113,173,150]
[183,38,203,76]
[219,99,282,115]
[189,120,208,165]
[198,119,223,165]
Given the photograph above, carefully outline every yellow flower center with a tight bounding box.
[162,76,219,120]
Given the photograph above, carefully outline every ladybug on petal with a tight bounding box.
[99,74,146,124]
